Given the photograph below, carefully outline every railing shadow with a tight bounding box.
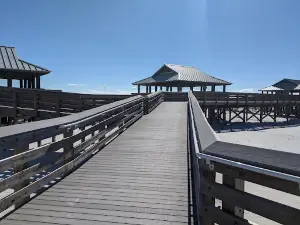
[215,118,300,133]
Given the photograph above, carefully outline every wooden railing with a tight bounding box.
[0,86,131,122]
[194,91,300,106]
[163,91,300,106]
[188,91,300,225]
[0,95,144,216]
[0,91,164,216]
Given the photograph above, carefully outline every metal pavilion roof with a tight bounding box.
[0,46,50,76]
[132,64,231,86]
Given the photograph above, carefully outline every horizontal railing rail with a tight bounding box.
[0,95,145,216]
[188,90,300,225]
[0,86,131,123]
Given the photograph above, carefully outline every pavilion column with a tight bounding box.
[149,85,152,93]
[155,86,157,92]
[160,86,162,91]
[200,86,203,91]
[7,78,12,87]
[190,86,193,91]
[24,79,27,88]
[212,85,216,92]
[170,87,172,92]
[223,85,226,92]
[36,75,41,89]
[146,85,149,93]
[137,85,140,93]
[166,87,169,91]
[20,79,23,88]
[177,87,180,92]
[32,77,35,89]
[28,79,32,88]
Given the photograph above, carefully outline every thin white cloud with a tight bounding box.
[67,83,87,86]
[85,89,131,95]
[231,88,258,93]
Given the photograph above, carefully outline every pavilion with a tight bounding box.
[0,46,51,89]
[132,64,231,93]
[260,78,300,94]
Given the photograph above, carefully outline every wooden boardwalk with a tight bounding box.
[1,102,190,225]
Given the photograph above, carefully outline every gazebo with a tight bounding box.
[132,64,231,93]
[260,78,300,95]
[0,46,51,89]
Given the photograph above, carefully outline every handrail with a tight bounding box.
[188,90,300,225]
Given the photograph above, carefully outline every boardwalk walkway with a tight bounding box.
[1,102,190,225]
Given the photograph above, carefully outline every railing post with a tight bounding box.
[13,143,30,208]
[143,96,149,115]
[56,95,61,117]
[34,92,39,117]
[64,129,74,164]
[12,91,17,124]
[222,176,245,219]
[202,161,216,225]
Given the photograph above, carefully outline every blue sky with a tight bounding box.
[1,0,300,93]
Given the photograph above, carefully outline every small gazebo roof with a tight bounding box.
[259,86,284,91]
[133,64,231,86]
[0,46,51,79]
[260,78,300,92]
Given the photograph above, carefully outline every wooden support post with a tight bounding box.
[149,86,152,93]
[212,85,215,92]
[170,86,172,92]
[166,87,169,91]
[20,79,23,88]
[260,106,263,123]
[56,95,60,116]
[222,176,245,219]
[146,85,149,93]
[190,86,194,91]
[160,86,162,91]
[64,130,74,164]
[32,77,35,89]
[177,87,180,92]
[155,86,158,92]
[137,85,140,93]
[28,79,32,88]
[223,85,226,92]
[13,143,30,208]
[7,78,12,87]
[24,79,27,88]
[202,160,216,225]
[36,75,41,89]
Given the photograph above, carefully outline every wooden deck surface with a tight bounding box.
[1,102,190,225]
